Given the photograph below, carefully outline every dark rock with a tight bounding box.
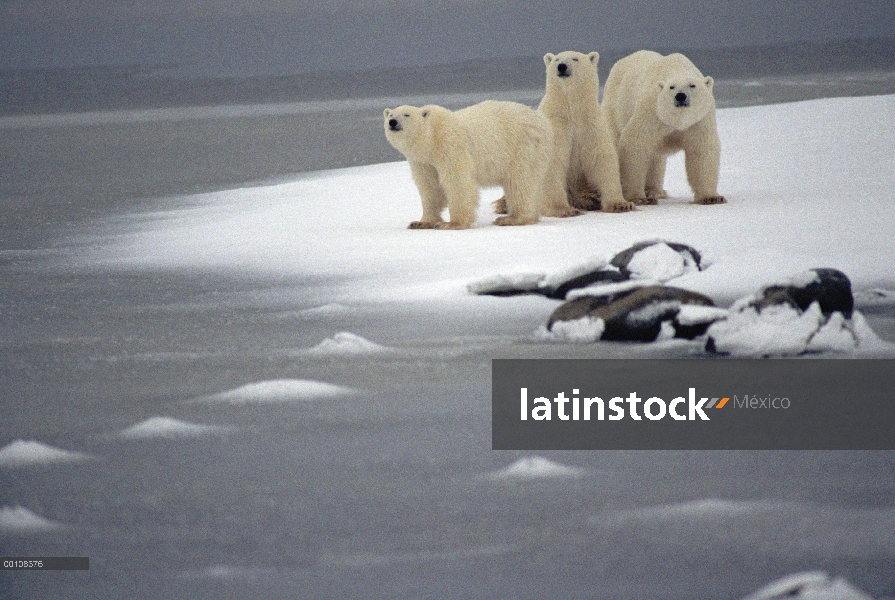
[546,284,646,328]
[468,240,706,300]
[750,268,853,317]
[546,268,627,299]
[548,285,717,342]
[704,268,859,356]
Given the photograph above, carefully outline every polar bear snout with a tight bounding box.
[388,118,402,132]
[674,91,689,107]
[557,62,571,77]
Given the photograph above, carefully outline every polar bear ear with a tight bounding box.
[384,108,391,118]
[422,110,429,118]
[588,52,599,65]
[704,76,714,90]
[543,53,554,66]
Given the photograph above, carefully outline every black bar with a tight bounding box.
[1,557,89,570]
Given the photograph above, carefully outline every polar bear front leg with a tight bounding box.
[683,144,725,205]
[588,143,635,213]
[617,144,654,205]
[408,162,446,229]
[437,163,479,229]
[644,156,669,202]
[540,128,582,218]
[683,118,726,205]
[617,120,660,206]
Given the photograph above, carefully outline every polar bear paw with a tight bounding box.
[493,214,538,226]
[492,197,508,214]
[695,195,726,205]
[645,188,669,200]
[408,220,439,229]
[434,221,471,230]
[569,187,601,211]
[603,200,637,213]
[544,206,584,218]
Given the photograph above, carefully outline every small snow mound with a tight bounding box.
[625,242,693,282]
[643,498,766,518]
[198,378,356,403]
[118,417,230,439]
[487,456,585,480]
[466,272,545,295]
[306,332,393,355]
[0,440,92,467]
[183,565,268,580]
[540,316,605,343]
[597,499,774,525]
[0,506,63,533]
[292,303,353,318]
[739,571,874,600]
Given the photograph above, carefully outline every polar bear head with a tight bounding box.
[655,64,715,131]
[543,51,600,94]
[383,104,438,156]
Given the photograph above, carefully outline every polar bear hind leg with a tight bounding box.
[494,176,539,226]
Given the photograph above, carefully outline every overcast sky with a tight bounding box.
[2,0,894,74]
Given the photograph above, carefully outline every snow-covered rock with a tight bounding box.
[547,285,718,342]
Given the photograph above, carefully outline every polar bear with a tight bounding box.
[383,101,552,229]
[495,51,633,215]
[540,51,633,213]
[602,50,726,206]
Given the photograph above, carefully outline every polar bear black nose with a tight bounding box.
[388,118,399,129]
[674,92,688,105]
[557,62,569,76]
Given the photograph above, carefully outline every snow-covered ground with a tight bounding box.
[70,94,895,355]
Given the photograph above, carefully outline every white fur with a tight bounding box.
[602,51,725,205]
[383,101,552,229]
[539,51,633,214]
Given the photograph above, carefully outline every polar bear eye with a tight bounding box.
[689,84,696,88]
[669,85,675,90]
[403,113,410,117]
[572,58,579,62]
